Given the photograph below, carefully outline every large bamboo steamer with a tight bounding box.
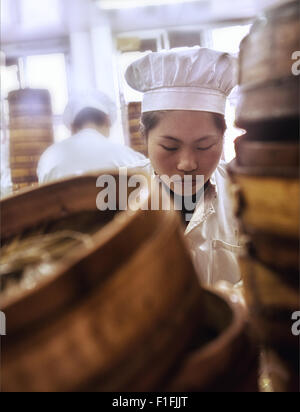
[239,1,300,88]
[128,101,142,116]
[236,0,300,128]
[165,289,259,392]
[236,77,299,127]
[246,231,299,282]
[10,155,41,164]
[239,256,299,391]
[10,145,50,158]
[1,172,203,392]
[10,162,41,170]
[9,116,53,129]
[128,102,147,157]
[11,168,38,179]
[8,88,54,186]
[240,257,299,311]
[1,172,155,332]
[12,183,38,193]
[3,210,201,392]
[9,129,53,142]
[235,136,299,168]
[10,155,42,174]
[10,141,52,152]
[8,88,52,105]
[12,175,38,184]
[236,119,299,143]
[228,161,300,239]
[9,105,52,117]
[8,89,53,117]
[263,349,299,393]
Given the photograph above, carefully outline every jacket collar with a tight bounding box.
[151,167,219,235]
[185,174,218,235]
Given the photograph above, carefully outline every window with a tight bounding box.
[1,0,13,28]
[118,51,148,104]
[25,53,68,115]
[99,0,202,9]
[24,53,69,142]
[211,24,251,55]
[0,64,20,98]
[211,24,251,162]
[20,0,62,29]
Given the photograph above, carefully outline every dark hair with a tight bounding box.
[140,110,227,138]
[72,107,109,131]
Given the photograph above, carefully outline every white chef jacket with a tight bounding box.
[136,160,243,286]
[37,128,147,184]
[184,162,242,286]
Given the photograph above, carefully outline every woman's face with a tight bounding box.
[147,111,224,194]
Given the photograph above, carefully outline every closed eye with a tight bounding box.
[160,145,179,152]
[197,143,216,151]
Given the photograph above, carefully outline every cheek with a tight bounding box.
[196,143,223,175]
[148,142,176,175]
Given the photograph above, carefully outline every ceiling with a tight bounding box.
[1,0,290,44]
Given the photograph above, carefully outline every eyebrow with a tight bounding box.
[160,135,217,143]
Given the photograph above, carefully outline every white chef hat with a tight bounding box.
[63,90,117,129]
[125,47,237,116]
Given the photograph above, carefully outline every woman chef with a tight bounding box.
[125,47,243,286]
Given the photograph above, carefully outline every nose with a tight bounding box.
[176,151,198,173]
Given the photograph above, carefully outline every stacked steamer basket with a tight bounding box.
[128,102,148,157]
[1,171,258,392]
[8,88,54,192]
[1,172,202,392]
[228,0,300,392]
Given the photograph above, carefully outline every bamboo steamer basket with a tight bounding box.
[12,175,38,184]
[10,155,41,164]
[8,89,54,186]
[240,257,299,312]
[10,162,40,170]
[9,129,53,142]
[128,102,147,157]
[11,168,38,179]
[1,172,157,331]
[1,172,203,392]
[239,1,300,88]
[235,136,299,168]
[9,116,53,129]
[236,0,300,128]
[12,183,38,193]
[236,77,300,127]
[247,231,299,282]
[8,89,53,117]
[239,256,299,391]
[227,161,300,239]
[128,102,142,116]
[235,118,299,143]
[263,349,299,393]
[166,289,259,392]
[9,105,52,117]
[10,141,52,153]
[10,145,50,158]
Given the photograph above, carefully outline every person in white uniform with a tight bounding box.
[125,47,243,286]
[37,91,146,183]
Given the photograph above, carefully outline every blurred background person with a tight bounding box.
[37,91,146,183]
